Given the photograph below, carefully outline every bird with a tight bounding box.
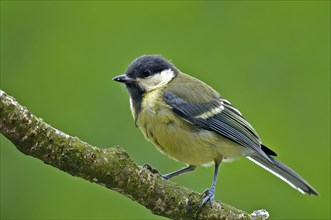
[112,54,319,206]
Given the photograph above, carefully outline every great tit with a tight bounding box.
[113,55,319,206]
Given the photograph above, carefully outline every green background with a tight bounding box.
[1,1,330,219]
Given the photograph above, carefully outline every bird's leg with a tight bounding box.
[162,165,196,180]
[201,160,221,207]
[143,164,196,180]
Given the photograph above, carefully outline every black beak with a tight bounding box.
[112,74,136,84]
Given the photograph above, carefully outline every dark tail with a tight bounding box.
[247,154,319,195]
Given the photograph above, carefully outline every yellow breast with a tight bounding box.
[134,89,245,166]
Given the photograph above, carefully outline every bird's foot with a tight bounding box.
[201,187,215,207]
[143,163,160,174]
[143,164,167,179]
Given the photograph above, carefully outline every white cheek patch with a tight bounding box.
[138,69,175,91]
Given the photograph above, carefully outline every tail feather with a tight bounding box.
[247,155,319,195]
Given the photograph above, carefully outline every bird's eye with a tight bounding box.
[142,69,151,78]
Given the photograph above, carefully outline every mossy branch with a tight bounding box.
[0,89,269,220]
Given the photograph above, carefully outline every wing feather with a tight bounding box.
[163,82,271,162]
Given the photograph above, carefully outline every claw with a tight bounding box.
[202,188,210,196]
[201,188,215,207]
[143,164,167,179]
[143,164,160,174]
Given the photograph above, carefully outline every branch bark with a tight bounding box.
[0,89,269,220]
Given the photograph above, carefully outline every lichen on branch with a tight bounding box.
[0,89,269,220]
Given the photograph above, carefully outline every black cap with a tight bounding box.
[125,55,178,79]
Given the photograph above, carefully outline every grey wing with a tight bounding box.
[163,91,273,162]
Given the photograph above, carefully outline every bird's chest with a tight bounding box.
[134,91,182,154]
[134,90,172,152]
[132,90,217,165]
